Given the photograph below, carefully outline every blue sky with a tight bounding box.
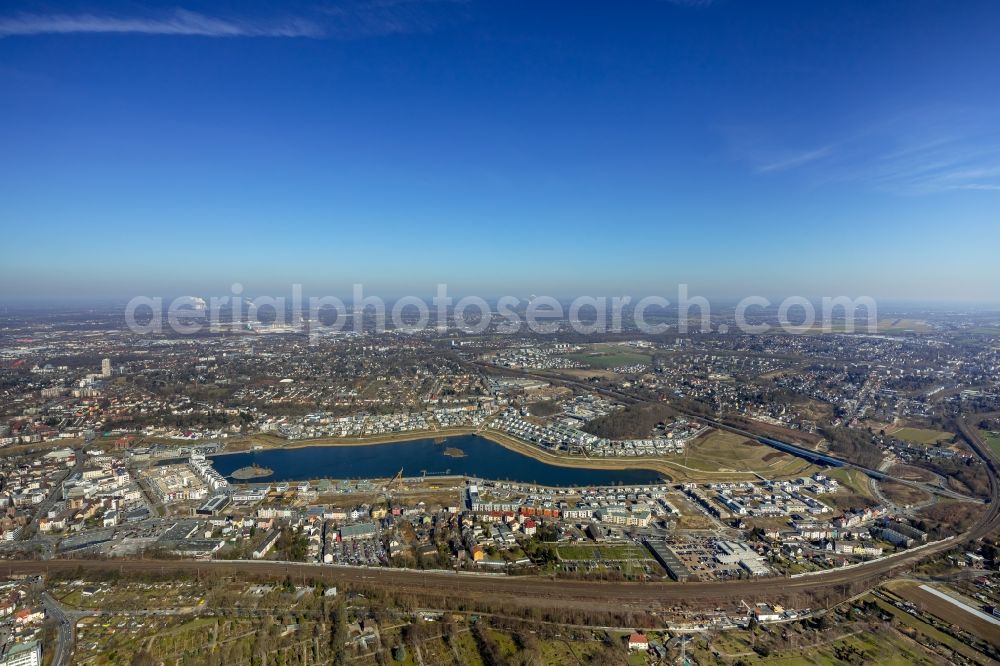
[1,0,999,301]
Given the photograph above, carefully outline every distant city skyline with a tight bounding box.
[2,1,999,301]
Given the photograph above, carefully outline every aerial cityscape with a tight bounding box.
[1,1,1000,665]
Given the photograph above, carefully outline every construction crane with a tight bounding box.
[384,467,404,491]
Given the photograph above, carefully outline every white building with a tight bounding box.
[0,640,41,666]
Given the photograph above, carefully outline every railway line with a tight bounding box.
[5,417,997,616]
[5,369,997,621]
[0,526,977,615]
[471,361,986,501]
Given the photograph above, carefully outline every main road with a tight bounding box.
[472,361,984,502]
[20,447,84,542]
[7,430,998,616]
[5,399,997,622]
[0,529,980,616]
[40,592,74,666]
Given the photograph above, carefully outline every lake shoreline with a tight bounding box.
[231,464,274,480]
[209,434,667,487]
[212,428,677,478]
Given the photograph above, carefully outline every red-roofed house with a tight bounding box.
[627,633,648,651]
[15,608,44,625]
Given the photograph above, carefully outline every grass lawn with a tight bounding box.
[828,468,876,500]
[877,318,932,333]
[784,560,823,575]
[557,544,650,561]
[563,343,654,369]
[870,592,988,661]
[680,430,820,477]
[488,629,519,657]
[539,637,618,664]
[451,629,485,666]
[979,429,1000,456]
[889,426,954,446]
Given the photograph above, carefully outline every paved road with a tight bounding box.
[3,415,993,622]
[9,392,997,624]
[0,529,983,616]
[473,361,985,503]
[2,423,993,624]
[20,450,84,542]
[40,592,73,666]
[7,534,982,623]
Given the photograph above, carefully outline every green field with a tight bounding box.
[877,318,932,333]
[890,427,954,446]
[979,429,1000,456]
[827,467,876,500]
[555,543,660,577]
[557,544,649,561]
[563,343,653,369]
[679,430,820,477]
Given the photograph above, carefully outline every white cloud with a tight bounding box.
[732,107,1000,195]
[754,146,834,174]
[0,9,323,38]
[947,183,1000,191]
[854,134,1000,195]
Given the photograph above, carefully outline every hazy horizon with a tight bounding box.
[2,292,1000,312]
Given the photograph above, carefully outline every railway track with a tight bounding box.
[5,376,997,618]
[471,360,986,501]
[5,438,996,615]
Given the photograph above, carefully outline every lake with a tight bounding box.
[210,434,664,487]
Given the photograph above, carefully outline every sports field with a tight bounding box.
[557,544,650,561]
[555,543,661,578]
